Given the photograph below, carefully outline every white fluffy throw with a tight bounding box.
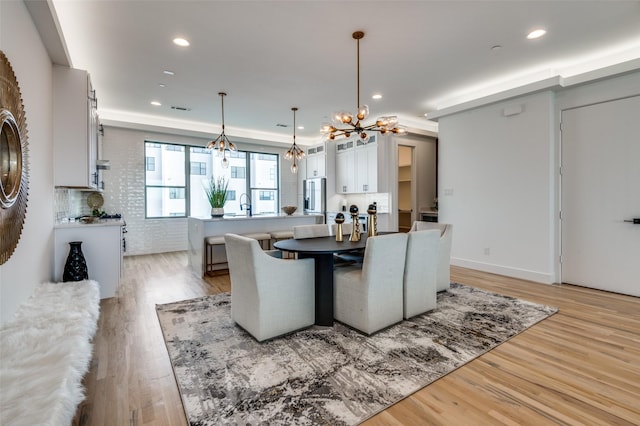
[0,280,100,426]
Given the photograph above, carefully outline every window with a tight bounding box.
[169,188,185,199]
[231,166,246,179]
[145,142,186,218]
[259,191,274,200]
[249,152,279,214]
[190,162,206,175]
[146,156,155,171]
[145,141,280,218]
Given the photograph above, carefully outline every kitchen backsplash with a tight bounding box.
[327,192,391,214]
[53,188,93,222]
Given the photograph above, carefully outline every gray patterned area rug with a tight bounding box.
[156,283,557,425]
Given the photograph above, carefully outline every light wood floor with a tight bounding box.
[73,252,640,425]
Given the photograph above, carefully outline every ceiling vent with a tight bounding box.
[170,105,191,111]
[276,123,288,127]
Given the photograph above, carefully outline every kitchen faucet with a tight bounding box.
[239,193,252,216]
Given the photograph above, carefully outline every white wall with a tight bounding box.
[101,125,296,255]
[0,1,56,325]
[437,71,640,285]
[438,92,556,283]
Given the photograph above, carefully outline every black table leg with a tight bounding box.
[299,252,334,326]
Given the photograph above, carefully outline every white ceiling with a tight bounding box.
[50,0,640,144]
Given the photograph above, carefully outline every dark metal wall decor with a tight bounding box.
[1,51,30,265]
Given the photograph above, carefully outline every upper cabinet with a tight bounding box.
[53,66,100,189]
[335,139,355,193]
[335,135,381,194]
[306,142,326,178]
[354,138,378,193]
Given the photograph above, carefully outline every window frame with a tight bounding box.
[144,140,281,219]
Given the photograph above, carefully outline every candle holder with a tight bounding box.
[334,212,345,242]
[367,203,377,237]
[349,205,361,242]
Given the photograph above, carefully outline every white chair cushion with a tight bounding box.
[205,235,226,245]
[270,230,294,240]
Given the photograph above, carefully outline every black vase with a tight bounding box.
[63,241,89,282]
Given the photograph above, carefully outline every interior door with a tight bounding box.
[561,95,640,296]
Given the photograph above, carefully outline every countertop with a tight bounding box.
[190,213,323,222]
[54,218,125,228]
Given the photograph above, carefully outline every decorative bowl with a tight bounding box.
[281,206,297,215]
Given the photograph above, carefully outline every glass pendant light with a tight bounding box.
[284,107,304,173]
[206,92,237,168]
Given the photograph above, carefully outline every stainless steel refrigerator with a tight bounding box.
[303,177,326,221]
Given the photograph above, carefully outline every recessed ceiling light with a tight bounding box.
[372,94,383,100]
[158,83,166,88]
[173,37,190,47]
[491,45,502,52]
[163,70,175,76]
[150,101,161,106]
[527,29,547,40]
[297,126,304,130]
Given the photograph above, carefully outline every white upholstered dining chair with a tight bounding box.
[292,224,330,239]
[224,233,315,342]
[410,221,453,292]
[333,232,408,335]
[403,229,440,319]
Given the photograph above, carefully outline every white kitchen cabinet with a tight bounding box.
[355,139,378,193]
[54,221,123,299]
[335,135,380,193]
[335,139,356,193]
[53,66,100,189]
[306,143,326,178]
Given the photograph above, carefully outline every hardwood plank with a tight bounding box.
[73,254,640,425]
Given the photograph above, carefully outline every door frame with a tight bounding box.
[397,144,417,229]
[555,72,640,285]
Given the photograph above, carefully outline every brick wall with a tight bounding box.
[101,125,296,256]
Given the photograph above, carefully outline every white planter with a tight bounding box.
[211,207,224,217]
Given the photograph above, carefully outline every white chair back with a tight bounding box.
[224,233,315,341]
[403,229,440,319]
[410,221,453,291]
[333,232,408,335]
[293,224,330,239]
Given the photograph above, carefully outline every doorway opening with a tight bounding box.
[398,145,414,232]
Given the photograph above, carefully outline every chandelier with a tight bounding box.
[284,107,304,173]
[321,31,406,142]
[206,92,237,168]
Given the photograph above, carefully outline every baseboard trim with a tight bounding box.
[452,257,554,284]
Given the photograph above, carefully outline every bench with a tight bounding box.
[0,280,100,425]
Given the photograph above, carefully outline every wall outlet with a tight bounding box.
[444,188,454,196]
[483,247,490,256]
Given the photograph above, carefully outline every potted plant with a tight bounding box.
[204,176,229,217]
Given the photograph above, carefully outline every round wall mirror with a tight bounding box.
[1,110,23,208]
[1,51,30,265]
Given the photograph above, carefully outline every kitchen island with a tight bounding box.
[188,213,324,276]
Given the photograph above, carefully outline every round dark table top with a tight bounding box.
[273,235,368,254]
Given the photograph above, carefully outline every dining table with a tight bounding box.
[273,235,369,326]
